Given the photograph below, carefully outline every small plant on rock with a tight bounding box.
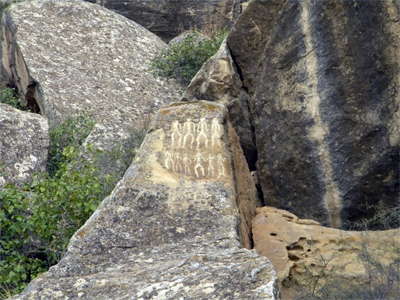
[0,87,27,110]
[151,30,227,85]
[47,114,95,175]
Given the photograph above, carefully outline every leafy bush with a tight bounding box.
[0,115,141,298]
[151,31,227,85]
[0,88,27,111]
[47,114,95,175]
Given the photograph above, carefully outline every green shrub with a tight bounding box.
[47,114,95,175]
[0,153,111,296]
[0,88,27,111]
[0,115,143,298]
[151,31,227,85]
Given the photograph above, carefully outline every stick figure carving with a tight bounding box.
[211,118,223,148]
[194,152,206,178]
[183,154,192,176]
[217,153,227,178]
[196,117,209,150]
[208,154,216,177]
[171,120,182,149]
[182,119,196,149]
[164,151,173,170]
[174,152,183,173]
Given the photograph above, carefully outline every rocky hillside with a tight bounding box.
[0,0,399,299]
[85,0,247,41]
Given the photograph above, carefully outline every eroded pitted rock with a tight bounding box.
[1,0,183,180]
[14,101,278,299]
[0,103,48,187]
[253,206,400,299]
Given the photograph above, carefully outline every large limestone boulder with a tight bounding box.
[14,101,278,299]
[89,0,243,41]
[226,0,400,227]
[183,40,257,170]
[1,0,182,179]
[253,206,400,299]
[0,103,48,187]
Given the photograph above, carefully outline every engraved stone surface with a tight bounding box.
[14,101,278,299]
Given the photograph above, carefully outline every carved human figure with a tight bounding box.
[207,154,216,177]
[196,117,209,150]
[211,118,223,148]
[164,151,174,170]
[217,153,227,178]
[182,119,196,149]
[183,154,192,176]
[174,152,183,173]
[194,152,206,178]
[171,120,183,149]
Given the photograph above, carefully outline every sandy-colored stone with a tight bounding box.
[253,206,400,299]
[0,103,48,187]
[14,101,278,299]
[183,40,257,170]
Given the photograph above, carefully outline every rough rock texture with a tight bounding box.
[168,30,209,46]
[253,206,400,299]
[1,0,182,179]
[14,101,278,299]
[0,103,48,187]
[227,0,400,227]
[183,40,257,171]
[90,0,243,41]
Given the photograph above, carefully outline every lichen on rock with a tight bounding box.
[0,103,48,187]
[13,101,278,299]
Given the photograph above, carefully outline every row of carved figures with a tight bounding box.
[163,151,228,179]
[170,118,224,150]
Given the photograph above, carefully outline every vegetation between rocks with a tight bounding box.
[0,87,29,111]
[0,114,145,298]
[151,30,227,85]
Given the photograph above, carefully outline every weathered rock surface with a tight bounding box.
[227,0,400,227]
[183,39,257,171]
[0,103,48,187]
[14,101,278,299]
[168,30,209,46]
[1,0,182,179]
[253,206,400,299]
[90,0,243,41]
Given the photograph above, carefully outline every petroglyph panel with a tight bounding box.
[160,117,229,179]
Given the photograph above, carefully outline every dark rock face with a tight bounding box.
[227,0,400,228]
[0,103,49,187]
[91,0,243,41]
